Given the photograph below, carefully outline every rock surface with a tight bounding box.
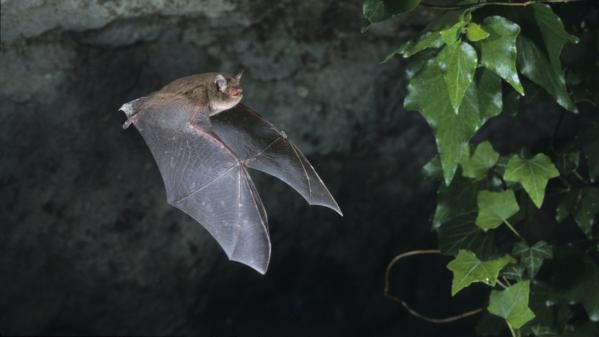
[0,0,562,336]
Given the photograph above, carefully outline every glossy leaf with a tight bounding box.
[479,16,524,95]
[433,175,484,230]
[512,241,553,278]
[438,214,512,260]
[557,188,599,238]
[384,31,443,62]
[477,69,503,122]
[531,4,578,75]
[447,250,515,296]
[517,35,577,112]
[363,0,422,23]
[404,59,481,185]
[488,281,536,329]
[460,141,499,180]
[545,251,599,322]
[503,153,559,208]
[466,23,489,42]
[440,19,467,45]
[437,41,478,113]
[476,190,520,230]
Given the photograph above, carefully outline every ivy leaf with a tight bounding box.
[466,23,489,42]
[531,4,578,76]
[488,281,536,329]
[437,41,478,113]
[557,188,599,238]
[440,19,467,45]
[476,190,520,230]
[460,141,500,180]
[383,31,443,62]
[363,0,422,23]
[433,175,484,230]
[501,264,525,282]
[479,16,524,95]
[512,241,553,278]
[422,155,443,180]
[438,214,512,260]
[477,69,503,122]
[504,153,559,208]
[544,250,599,322]
[447,250,515,296]
[405,59,481,185]
[517,35,577,112]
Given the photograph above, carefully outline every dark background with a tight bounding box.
[0,1,592,336]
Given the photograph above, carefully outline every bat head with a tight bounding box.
[212,72,244,114]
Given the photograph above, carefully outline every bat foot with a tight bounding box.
[122,115,139,129]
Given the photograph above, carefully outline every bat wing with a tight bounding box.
[120,95,270,274]
[211,104,342,215]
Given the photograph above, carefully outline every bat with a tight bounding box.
[118,72,342,274]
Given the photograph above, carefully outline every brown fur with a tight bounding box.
[158,72,243,115]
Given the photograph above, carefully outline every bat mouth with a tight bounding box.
[228,88,243,98]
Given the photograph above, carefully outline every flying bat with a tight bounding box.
[119,72,342,274]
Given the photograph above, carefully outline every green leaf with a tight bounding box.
[466,23,489,42]
[477,69,503,122]
[479,16,524,95]
[512,241,553,278]
[440,19,467,45]
[433,175,486,230]
[460,141,500,180]
[575,188,599,238]
[503,153,559,208]
[384,31,443,62]
[438,214,512,260]
[517,35,577,112]
[363,0,422,23]
[557,188,599,238]
[476,190,520,230]
[437,41,478,113]
[501,264,525,281]
[422,155,443,180]
[404,59,482,185]
[488,281,536,329]
[531,4,578,76]
[544,250,599,322]
[447,250,514,296]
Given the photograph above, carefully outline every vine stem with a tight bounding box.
[507,322,517,337]
[384,249,484,324]
[496,279,509,289]
[421,0,587,10]
[503,219,524,241]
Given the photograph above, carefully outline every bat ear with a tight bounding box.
[215,74,227,93]
[235,70,244,81]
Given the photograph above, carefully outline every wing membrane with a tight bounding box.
[123,96,271,274]
[211,104,342,215]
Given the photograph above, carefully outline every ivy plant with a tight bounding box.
[364,1,599,336]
